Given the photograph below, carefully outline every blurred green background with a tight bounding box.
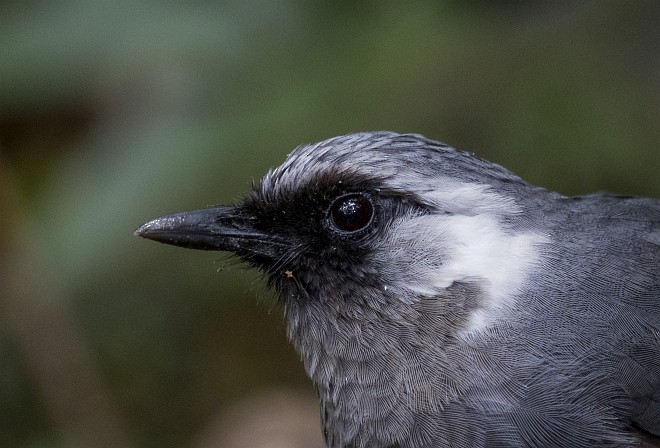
[1,1,659,447]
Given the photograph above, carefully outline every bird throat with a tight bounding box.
[281,283,481,447]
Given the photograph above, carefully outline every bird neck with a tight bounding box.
[283,291,470,446]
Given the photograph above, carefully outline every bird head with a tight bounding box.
[135,131,548,382]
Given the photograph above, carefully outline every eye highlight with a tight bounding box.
[329,194,374,232]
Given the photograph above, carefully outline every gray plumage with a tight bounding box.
[136,132,660,447]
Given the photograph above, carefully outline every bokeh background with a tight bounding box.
[1,1,659,447]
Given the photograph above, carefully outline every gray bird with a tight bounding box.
[135,132,660,447]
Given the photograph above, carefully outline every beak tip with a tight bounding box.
[133,206,249,251]
[134,219,162,239]
[133,213,200,245]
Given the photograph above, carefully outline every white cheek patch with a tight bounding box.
[438,214,546,333]
[379,182,548,334]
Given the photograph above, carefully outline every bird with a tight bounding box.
[135,132,660,448]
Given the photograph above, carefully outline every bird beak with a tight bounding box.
[134,206,286,261]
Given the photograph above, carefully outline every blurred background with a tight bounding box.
[1,1,659,447]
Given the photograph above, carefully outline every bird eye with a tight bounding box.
[329,194,374,232]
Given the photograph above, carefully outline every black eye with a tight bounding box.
[330,194,374,232]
